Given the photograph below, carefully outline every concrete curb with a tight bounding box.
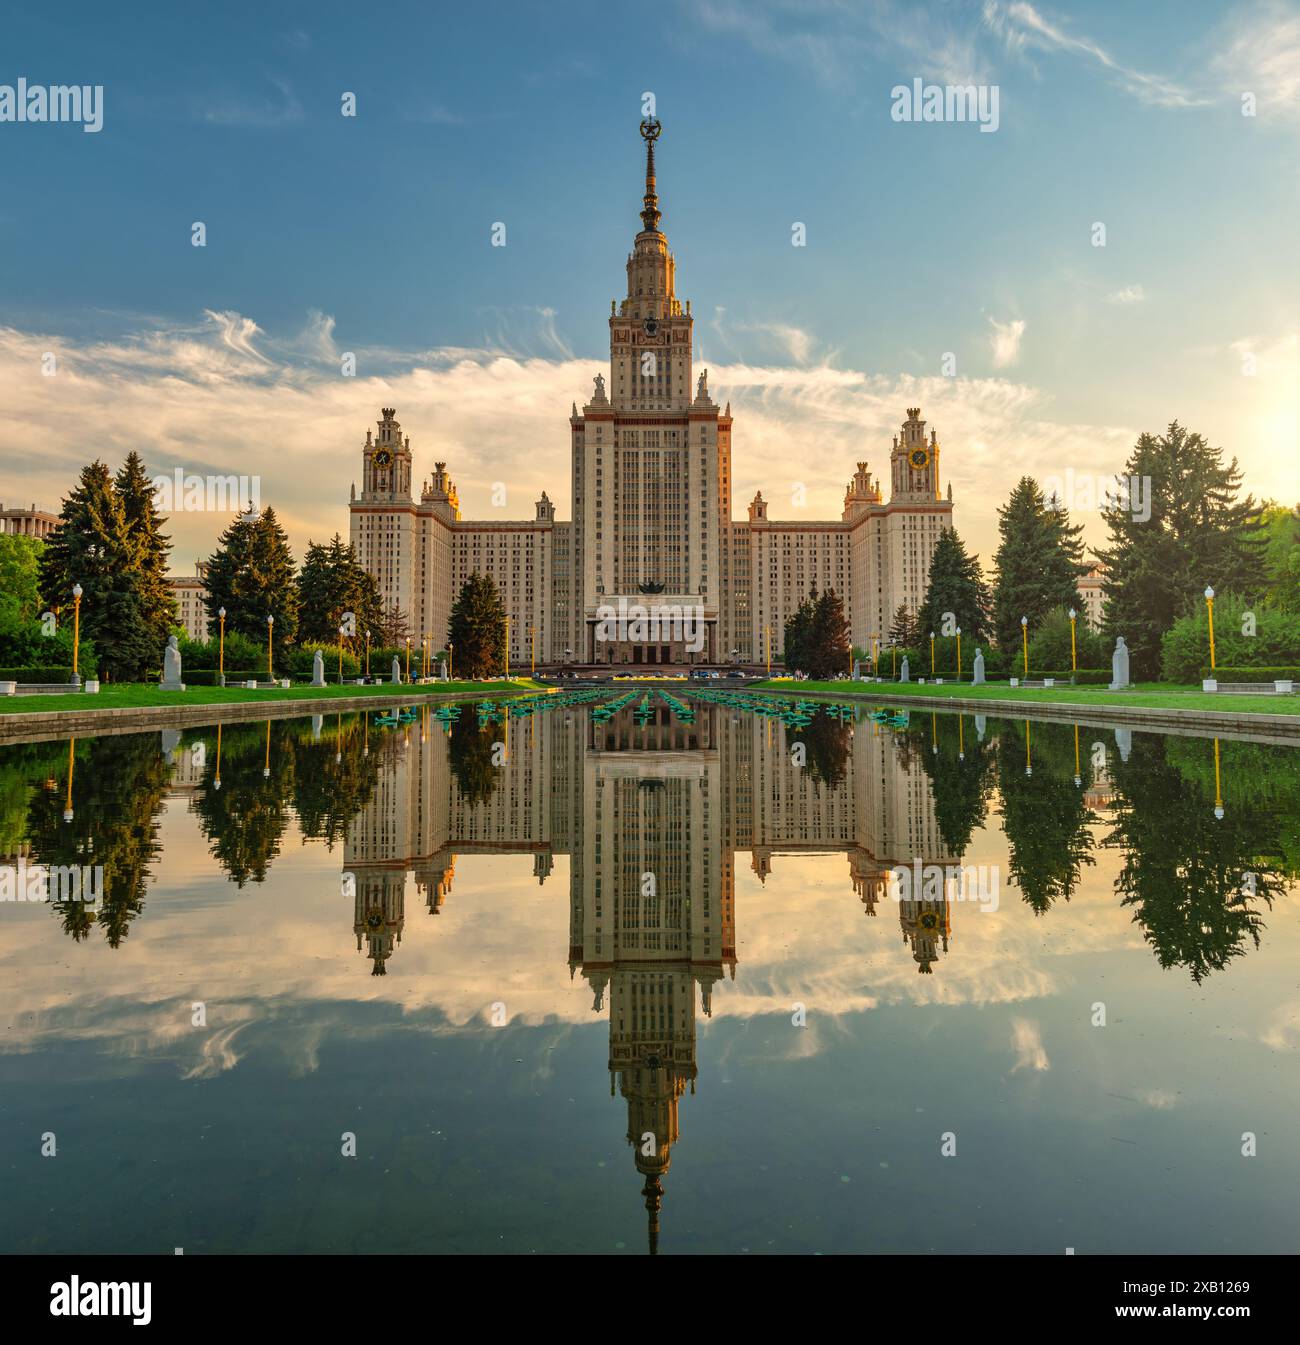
[763,688,1300,745]
[0,686,540,746]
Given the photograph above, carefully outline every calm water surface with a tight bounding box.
[1,698,1297,1254]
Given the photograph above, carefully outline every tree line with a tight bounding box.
[814,421,1293,683]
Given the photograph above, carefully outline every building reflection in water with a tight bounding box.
[341,701,959,1248]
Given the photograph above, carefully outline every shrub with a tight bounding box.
[1199,665,1300,682]
[1161,596,1300,682]
[0,615,97,677]
[179,631,265,671]
[0,665,79,682]
[1027,606,1107,673]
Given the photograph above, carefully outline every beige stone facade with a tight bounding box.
[0,502,58,540]
[350,124,955,666]
[1078,562,1106,630]
[168,561,211,642]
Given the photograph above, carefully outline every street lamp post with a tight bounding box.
[955,626,962,682]
[218,607,226,686]
[505,615,510,680]
[530,623,535,676]
[1068,608,1078,681]
[929,630,935,677]
[338,626,345,684]
[365,629,371,680]
[449,642,455,680]
[266,614,274,683]
[1204,587,1217,671]
[405,636,411,683]
[71,583,83,686]
[1020,615,1029,680]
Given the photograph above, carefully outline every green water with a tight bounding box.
[0,702,1297,1254]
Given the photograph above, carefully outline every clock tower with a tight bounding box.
[361,407,413,502]
[890,406,941,502]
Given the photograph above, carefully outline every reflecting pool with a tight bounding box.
[1,698,1297,1254]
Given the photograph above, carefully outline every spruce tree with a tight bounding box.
[991,476,1084,653]
[888,603,918,650]
[1096,423,1265,678]
[808,587,851,679]
[39,461,158,681]
[204,507,298,647]
[917,528,991,643]
[782,590,815,673]
[115,451,177,653]
[447,573,507,677]
[296,534,383,647]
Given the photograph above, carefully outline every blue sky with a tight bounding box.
[1,0,1296,565]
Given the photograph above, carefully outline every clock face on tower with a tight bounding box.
[643,316,659,337]
[373,447,392,467]
[908,446,929,470]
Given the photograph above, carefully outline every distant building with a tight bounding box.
[0,502,58,540]
[1078,562,1106,630]
[169,561,211,642]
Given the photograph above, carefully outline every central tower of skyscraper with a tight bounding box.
[567,119,733,665]
[350,118,956,671]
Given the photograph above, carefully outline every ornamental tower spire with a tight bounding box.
[639,116,662,233]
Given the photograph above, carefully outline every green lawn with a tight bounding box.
[0,679,545,716]
[752,678,1300,717]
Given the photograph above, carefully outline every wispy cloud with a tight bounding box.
[0,308,1152,570]
[694,0,990,89]
[1208,0,1300,123]
[1010,1016,1050,1072]
[1106,284,1146,305]
[988,315,1025,367]
[199,75,304,127]
[983,0,1208,108]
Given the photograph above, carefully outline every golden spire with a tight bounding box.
[639,117,662,233]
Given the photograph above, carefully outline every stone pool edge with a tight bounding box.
[760,687,1300,745]
[0,687,538,745]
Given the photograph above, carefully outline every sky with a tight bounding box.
[1,0,1296,571]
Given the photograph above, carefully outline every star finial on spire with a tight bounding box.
[639,117,662,232]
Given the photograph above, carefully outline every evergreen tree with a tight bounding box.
[1096,422,1265,678]
[296,534,383,649]
[446,573,507,677]
[204,507,298,648]
[38,461,158,680]
[782,588,816,673]
[991,476,1084,653]
[808,587,851,679]
[917,527,991,644]
[888,603,918,650]
[1107,733,1281,980]
[998,721,1095,913]
[114,451,177,652]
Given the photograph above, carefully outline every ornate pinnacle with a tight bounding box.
[639,118,662,232]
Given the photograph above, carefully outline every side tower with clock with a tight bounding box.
[350,407,417,629]
[890,407,941,501]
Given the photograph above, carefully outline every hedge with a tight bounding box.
[1200,665,1300,682]
[0,666,79,681]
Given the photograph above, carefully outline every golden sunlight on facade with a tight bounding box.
[349,122,955,665]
